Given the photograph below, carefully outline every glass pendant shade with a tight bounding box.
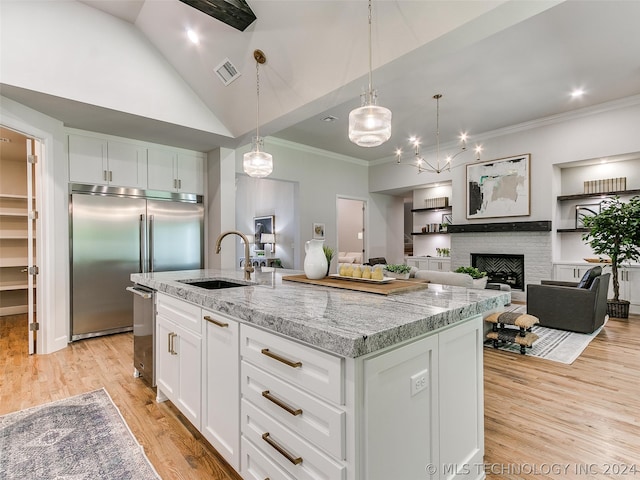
[243,136,273,178]
[348,102,392,147]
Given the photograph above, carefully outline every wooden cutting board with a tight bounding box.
[282,274,429,295]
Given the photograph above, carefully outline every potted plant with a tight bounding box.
[383,264,412,279]
[323,245,335,276]
[454,266,488,289]
[582,195,640,318]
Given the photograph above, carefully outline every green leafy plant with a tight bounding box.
[323,245,335,264]
[454,266,487,279]
[582,195,640,302]
[384,264,412,274]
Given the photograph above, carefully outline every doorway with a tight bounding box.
[0,126,40,354]
[337,197,366,264]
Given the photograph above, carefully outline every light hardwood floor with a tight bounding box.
[2,313,639,480]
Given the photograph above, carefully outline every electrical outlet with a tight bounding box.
[410,369,429,396]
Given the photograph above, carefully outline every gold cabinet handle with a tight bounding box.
[261,432,302,465]
[167,332,172,353]
[261,348,302,368]
[261,390,302,416]
[204,315,228,328]
[169,332,178,355]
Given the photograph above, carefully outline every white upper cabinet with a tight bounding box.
[68,134,147,188]
[148,148,204,194]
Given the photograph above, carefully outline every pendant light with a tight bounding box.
[348,0,392,148]
[243,49,273,178]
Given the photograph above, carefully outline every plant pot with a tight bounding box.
[472,276,488,289]
[607,300,630,318]
[383,270,410,280]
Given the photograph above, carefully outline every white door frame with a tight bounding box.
[336,195,368,265]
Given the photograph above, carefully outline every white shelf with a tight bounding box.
[0,193,28,200]
[0,233,28,239]
[0,258,28,268]
[0,284,29,291]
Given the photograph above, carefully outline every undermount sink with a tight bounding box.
[179,279,249,290]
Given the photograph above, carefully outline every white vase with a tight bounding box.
[472,276,488,289]
[304,239,328,279]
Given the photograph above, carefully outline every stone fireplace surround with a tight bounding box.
[450,231,553,302]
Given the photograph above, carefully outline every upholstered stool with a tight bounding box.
[485,311,540,354]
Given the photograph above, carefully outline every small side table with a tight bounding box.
[485,310,539,354]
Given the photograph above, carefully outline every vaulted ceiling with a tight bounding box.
[2,0,640,162]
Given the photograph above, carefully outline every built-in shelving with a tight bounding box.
[557,228,589,233]
[557,188,640,201]
[411,231,450,236]
[410,206,452,213]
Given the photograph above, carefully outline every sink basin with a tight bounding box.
[179,279,248,290]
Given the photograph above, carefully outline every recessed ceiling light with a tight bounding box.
[321,115,338,122]
[187,29,199,44]
[570,88,585,98]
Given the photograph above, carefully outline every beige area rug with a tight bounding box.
[0,388,161,480]
[485,306,606,364]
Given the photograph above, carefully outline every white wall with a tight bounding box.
[234,138,396,269]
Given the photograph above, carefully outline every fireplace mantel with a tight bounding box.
[448,221,552,233]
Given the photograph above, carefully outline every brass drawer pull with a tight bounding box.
[261,432,303,465]
[262,390,303,416]
[261,348,302,368]
[204,315,228,328]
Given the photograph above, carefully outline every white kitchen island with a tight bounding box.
[131,269,510,480]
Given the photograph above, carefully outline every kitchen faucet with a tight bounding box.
[215,231,254,281]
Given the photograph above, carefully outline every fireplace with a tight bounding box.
[471,253,525,290]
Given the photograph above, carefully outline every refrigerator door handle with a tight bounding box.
[140,214,147,273]
[148,214,155,272]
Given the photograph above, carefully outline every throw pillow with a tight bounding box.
[577,266,602,288]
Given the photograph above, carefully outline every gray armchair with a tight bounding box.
[526,273,610,334]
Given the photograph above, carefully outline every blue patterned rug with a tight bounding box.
[0,389,160,480]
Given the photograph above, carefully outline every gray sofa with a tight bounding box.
[526,272,610,334]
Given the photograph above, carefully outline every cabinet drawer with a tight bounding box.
[242,361,345,459]
[241,325,343,404]
[241,437,295,480]
[156,293,201,334]
[242,399,346,480]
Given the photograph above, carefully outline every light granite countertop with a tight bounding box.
[131,268,510,358]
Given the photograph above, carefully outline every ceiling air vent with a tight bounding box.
[214,58,240,86]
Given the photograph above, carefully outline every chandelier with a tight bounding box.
[395,94,482,174]
[243,49,273,178]
[348,0,392,148]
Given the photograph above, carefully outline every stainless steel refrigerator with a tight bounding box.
[70,184,203,341]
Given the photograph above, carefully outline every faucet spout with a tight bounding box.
[215,230,254,281]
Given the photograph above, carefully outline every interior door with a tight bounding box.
[25,137,37,354]
[337,197,366,264]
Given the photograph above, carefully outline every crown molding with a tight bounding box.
[373,94,640,166]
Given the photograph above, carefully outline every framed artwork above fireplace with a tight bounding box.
[466,154,531,219]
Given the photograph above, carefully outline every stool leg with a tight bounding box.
[493,339,499,349]
[520,345,526,355]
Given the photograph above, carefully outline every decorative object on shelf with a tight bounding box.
[253,215,275,253]
[303,238,328,279]
[466,154,531,219]
[441,213,452,225]
[436,247,450,257]
[424,196,449,209]
[584,257,611,264]
[312,222,325,240]
[395,94,482,174]
[323,245,335,276]
[260,233,275,256]
[583,177,626,194]
[348,0,391,148]
[575,204,600,229]
[581,195,640,318]
[243,49,273,178]
[383,264,412,279]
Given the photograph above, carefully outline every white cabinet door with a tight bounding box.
[69,134,107,185]
[69,134,147,188]
[107,141,147,188]
[147,148,176,192]
[438,316,484,480]
[148,149,204,194]
[363,334,439,480]
[177,152,204,194]
[201,309,240,470]
[155,294,202,429]
[619,267,639,314]
[428,258,450,272]
[554,264,588,282]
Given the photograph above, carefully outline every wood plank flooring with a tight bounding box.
[2,312,640,479]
